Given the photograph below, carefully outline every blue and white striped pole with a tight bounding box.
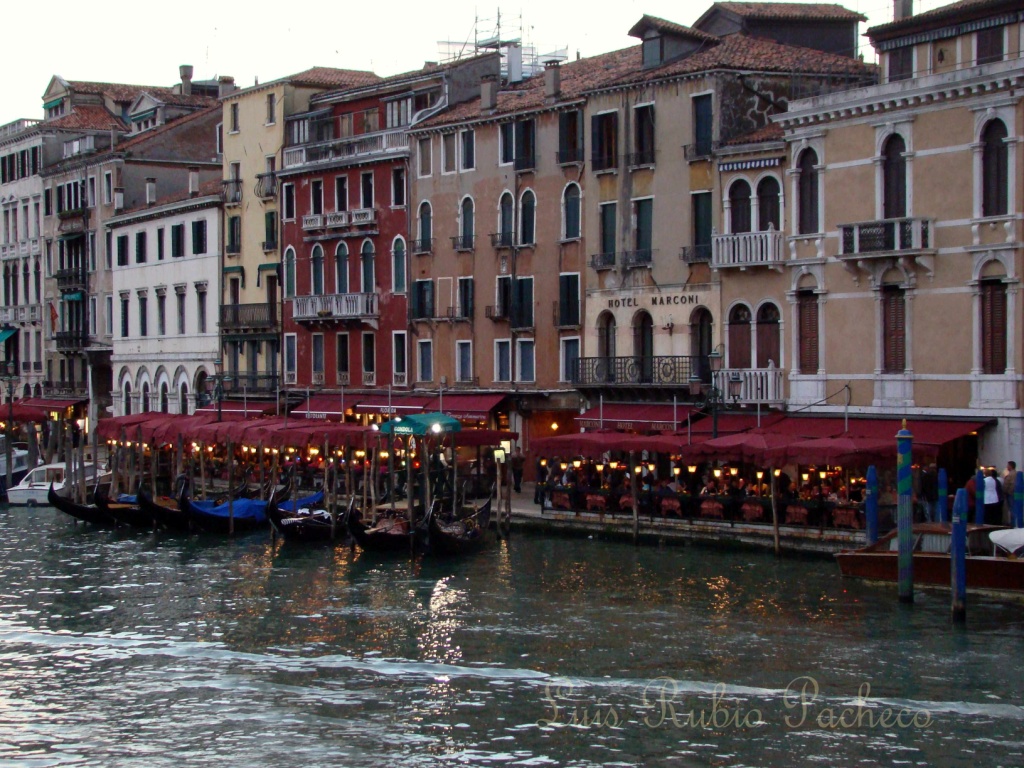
[896,421,914,604]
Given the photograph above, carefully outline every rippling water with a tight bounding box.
[1,506,1023,767]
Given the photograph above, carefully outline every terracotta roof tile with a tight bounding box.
[114,104,220,152]
[628,15,720,42]
[116,179,222,217]
[868,0,1013,40]
[67,80,160,102]
[714,2,867,22]
[45,105,126,131]
[723,121,784,145]
[286,66,382,88]
[142,88,217,109]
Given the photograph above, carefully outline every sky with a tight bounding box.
[2,0,952,127]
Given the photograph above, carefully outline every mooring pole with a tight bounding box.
[950,488,967,624]
[974,468,985,526]
[865,465,879,546]
[896,421,914,604]
[1014,470,1023,528]
[936,468,948,524]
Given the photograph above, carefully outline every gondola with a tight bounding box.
[47,483,116,527]
[268,492,351,543]
[424,496,493,556]
[179,490,269,535]
[137,488,193,532]
[95,489,156,529]
[347,504,420,552]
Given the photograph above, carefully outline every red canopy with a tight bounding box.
[96,413,159,440]
[680,431,802,465]
[8,397,85,422]
[443,429,518,448]
[271,421,370,449]
[531,430,623,458]
[149,413,220,445]
[426,393,505,420]
[769,435,897,466]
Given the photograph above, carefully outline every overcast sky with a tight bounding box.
[3,0,950,127]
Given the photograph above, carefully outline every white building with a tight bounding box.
[106,177,222,416]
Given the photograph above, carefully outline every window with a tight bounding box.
[312,333,325,379]
[418,137,431,176]
[176,289,186,334]
[87,177,96,208]
[797,290,818,374]
[196,287,207,333]
[514,119,536,170]
[120,295,129,338]
[171,224,184,257]
[498,193,514,247]
[335,243,349,293]
[283,248,296,298]
[756,303,781,368]
[728,305,751,368]
[981,279,1007,374]
[360,240,375,292]
[311,245,325,295]
[386,98,411,129]
[412,279,434,319]
[558,273,580,326]
[881,286,906,373]
[264,211,277,249]
[495,339,511,382]
[456,340,473,382]
[882,134,907,220]
[729,180,752,233]
[600,202,616,257]
[592,112,618,170]
[982,120,1008,217]
[635,198,653,258]
[336,333,350,382]
[103,172,113,205]
[418,339,433,381]
[282,184,295,220]
[977,27,1003,65]
[417,202,432,251]
[105,295,113,336]
[457,276,474,319]
[391,167,405,207]
[692,94,713,157]
[392,237,406,293]
[227,215,241,254]
[560,338,580,383]
[156,228,165,260]
[459,197,474,249]
[311,180,323,216]
[512,276,534,328]
[442,133,456,173]
[887,47,912,82]
[496,275,512,318]
[563,184,581,240]
[191,220,207,254]
[520,190,535,245]
[138,294,148,337]
[157,293,166,336]
[634,105,655,165]
[797,149,819,234]
[266,92,277,124]
[517,339,535,382]
[335,176,348,211]
[558,110,583,164]
[285,334,297,383]
[89,296,97,336]
[757,177,781,231]
[360,172,373,209]
[362,332,376,378]
[230,102,239,132]
[116,235,129,266]
[393,332,407,384]
[460,129,475,170]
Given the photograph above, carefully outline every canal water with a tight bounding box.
[1,507,1022,767]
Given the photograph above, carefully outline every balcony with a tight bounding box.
[514,155,536,172]
[57,207,88,221]
[282,128,410,169]
[336,371,351,386]
[573,355,704,388]
[622,249,653,269]
[714,367,785,404]
[220,303,277,330]
[325,211,349,228]
[680,245,712,264]
[451,234,474,252]
[553,301,580,329]
[625,149,656,167]
[2,305,43,324]
[312,371,325,386]
[840,217,933,257]
[255,172,277,199]
[302,214,323,230]
[55,330,89,351]
[683,140,718,161]
[510,310,534,331]
[556,148,584,165]
[393,372,408,387]
[712,231,785,270]
[43,383,88,399]
[222,179,243,205]
[485,305,508,321]
[349,208,376,227]
[221,372,279,395]
[55,267,88,292]
[29,238,41,255]
[293,292,379,322]
[262,238,278,252]
[592,151,617,172]
[362,370,376,386]
[590,252,616,270]
[226,240,241,256]
[490,232,514,249]
[411,237,434,256]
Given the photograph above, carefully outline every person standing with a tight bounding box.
[1003,461,1017,525]
[983,467,1003,526]
[510,447,525,494]
[918,463,938,522]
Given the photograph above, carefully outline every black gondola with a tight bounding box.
[268,494,351,543]
[137,488,193,532]
[179,491,269,535]
[347,505,420,552]
[95,489,156,529]
[48,483,116,527]
[425,497,493,556]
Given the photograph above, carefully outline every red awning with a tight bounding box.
[685,412,787,437]
[532,430,625,457]
[841,418,989,448]
[354,394,433,415]
[194,399,276,418]
[292,393,351,420]
[576,403,694,431]
[427,393,505,420]
[8,397,86,422]
[96,412,161,440]
[444,429,518,448]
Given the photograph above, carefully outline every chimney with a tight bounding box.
[145,178,156,206]
[114,187,124,211]
[507,43,523,84]
[894,0,913,20]
[110,124,119,148]
[179,64,194,96]
[218,75,236,98]
[188,167,200,197]
[544,61,561,100]
[480,75,497,112]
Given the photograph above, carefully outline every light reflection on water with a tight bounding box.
[0,507,1023,766]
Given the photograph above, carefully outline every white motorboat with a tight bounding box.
[7,462,104,506]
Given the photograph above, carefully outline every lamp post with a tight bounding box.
[688,346,741,438]
[213,358,226,423]
[1,358,17,494]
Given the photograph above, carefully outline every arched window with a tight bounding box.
[418,202,432,250]
[633,311,654,383]
[141,381,151,412]
[460,197,474,249]
[757,177,781,231]
[597,311,617,383]
[179,383,189,415]
[882,134,907,220]
[729,180,752,234]
[310,244,325,296]
[360,240,375,293]
[283,247,296,298]
[728,305,751,368]
[160,382,169,413]
[690,307,713,382]
[392,237,406,294]
[982,119,1008,217]
[797,290,819,374]
[980,274,1007,374]
[520,190,536,245]
[756,303,781,368]
[563,184,580,240]
[335,243,349,294]
[123,382,132,416]
[797,149,819,235]
[499,192,514,246]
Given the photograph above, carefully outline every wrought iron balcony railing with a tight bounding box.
[625,149,656,167]
[55,267,88,292]
[222,179,243,205]
[683,140,719,161]
[411,237,434,256]
[556,148,584,165]
[680,245,712,263]
[622,249,654,269]
[553,300,580,328]
[221,372,279,395]
[55,330,89,351]
[451,234,474,252]
[513,155,535,172]
[839,217,933,257]
[591,151,617,172]
[490,232,514,249]
[590,252,616,270]
[254,172,277,199]
[574,355,710,387]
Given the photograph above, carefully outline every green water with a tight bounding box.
[0,506,1022,767]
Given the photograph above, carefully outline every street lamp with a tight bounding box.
[1,358,17,494]
[212,358,226,422]
[688,345,741,438]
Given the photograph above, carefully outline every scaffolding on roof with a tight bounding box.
[437,8,567,82]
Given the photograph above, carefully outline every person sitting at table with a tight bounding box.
[700,477,718,496]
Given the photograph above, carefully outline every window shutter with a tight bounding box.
[756,313,780,369]
[981,281,1007,374]
[798,293,818,374]
[728,315,751,369]
[559,112,570,155]
[882,288,906,373]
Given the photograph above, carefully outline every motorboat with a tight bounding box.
[8,462,105,506]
